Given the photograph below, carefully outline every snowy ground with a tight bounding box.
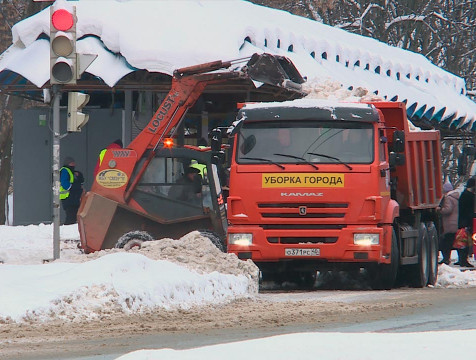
[115,331,476,360]
[0,225,259,323]
[0,223,475,359]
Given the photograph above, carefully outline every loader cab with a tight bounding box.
[130,147,227,238]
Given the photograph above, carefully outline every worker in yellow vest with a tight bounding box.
[189,159,207,179]
[190,137,208,179]
[94,139,123,176]
[60,156,84,225]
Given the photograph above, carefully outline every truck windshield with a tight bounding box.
[236,120,374,165]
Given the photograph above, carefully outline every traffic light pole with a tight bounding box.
[52,85,61,260]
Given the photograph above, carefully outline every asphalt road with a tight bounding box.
[52,287,476,360]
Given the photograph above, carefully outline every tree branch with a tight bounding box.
[304,0,323,22]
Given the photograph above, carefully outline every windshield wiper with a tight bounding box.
[273,153,319,170]
[240,157,285,170]
[307,152,353,170]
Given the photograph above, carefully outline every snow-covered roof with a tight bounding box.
[1,0,475,129]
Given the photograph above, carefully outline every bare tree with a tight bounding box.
[0,0,47,224]
[249,0,476,92]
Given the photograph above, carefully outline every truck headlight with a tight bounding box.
[228,233,253,246]
[353,233,379,245]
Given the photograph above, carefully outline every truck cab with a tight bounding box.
[227,99,441,289]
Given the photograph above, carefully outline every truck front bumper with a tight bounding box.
[227,225,389,264]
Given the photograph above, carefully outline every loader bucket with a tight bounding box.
[246,53,305,90]
[78,191,214,253]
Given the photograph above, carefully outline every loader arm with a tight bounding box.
[128,62,244,160]
[122,54,305,202]
[124,65,245,202]
[80,53,305,253]
[127,53,305,161]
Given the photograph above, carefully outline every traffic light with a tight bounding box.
[50,1,77,84]
[67,92,90,132]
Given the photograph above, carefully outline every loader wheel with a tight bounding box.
[123,239,144,251]
[369,229,398,290]
[198,230,226,252]
[115,231,154,250]
[426,221,439,286]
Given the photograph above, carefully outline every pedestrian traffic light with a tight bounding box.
[50,1,77,84]
[67,92,90,132]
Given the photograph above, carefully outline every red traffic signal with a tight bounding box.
[51,8,74,31]
[50,4,77,85]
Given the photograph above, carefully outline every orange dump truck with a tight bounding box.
[226,99,442,289]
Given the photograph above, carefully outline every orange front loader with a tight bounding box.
[78,53,305,253]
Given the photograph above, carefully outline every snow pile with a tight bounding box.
[250,81,424,131]
[0,228,258,323]
[0,251,254,323]
[1,223,475,325]
[75,231,259,283]
[303,78,384,103]
[0,223,79,264]
[436,263,476,288]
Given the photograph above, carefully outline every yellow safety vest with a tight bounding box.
[59,167,74,200]
[98,148,107,166]
[190,145,207,178]
[190,160,207,178]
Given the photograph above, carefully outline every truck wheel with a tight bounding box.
[115,231,154,249]
[426,222,439,286]
[295,271,317,289]
[198,230,226,252]
[260,271,281,285]
[408,222,430,288]
[369,229,398,290]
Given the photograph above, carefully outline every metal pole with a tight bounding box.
[52,85,61,260]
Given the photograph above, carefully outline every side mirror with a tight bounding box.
[211,128,225,165]
[396,153,405,166]
[393,130,405,153]
[211,128,222,153]
[389,152,405,167]
[240,134,256,155]
[228,118,244,137]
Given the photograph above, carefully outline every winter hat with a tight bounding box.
[185,166,200,174]
[443,182,453,193]
[63,156,75,166]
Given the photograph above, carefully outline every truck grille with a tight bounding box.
[267,236,338,244]
[260,224,346,230]
[258,203,348,208]
[261,213,344,218]
[258,202,348,219]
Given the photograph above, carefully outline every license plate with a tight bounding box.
[285,248,320,257]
